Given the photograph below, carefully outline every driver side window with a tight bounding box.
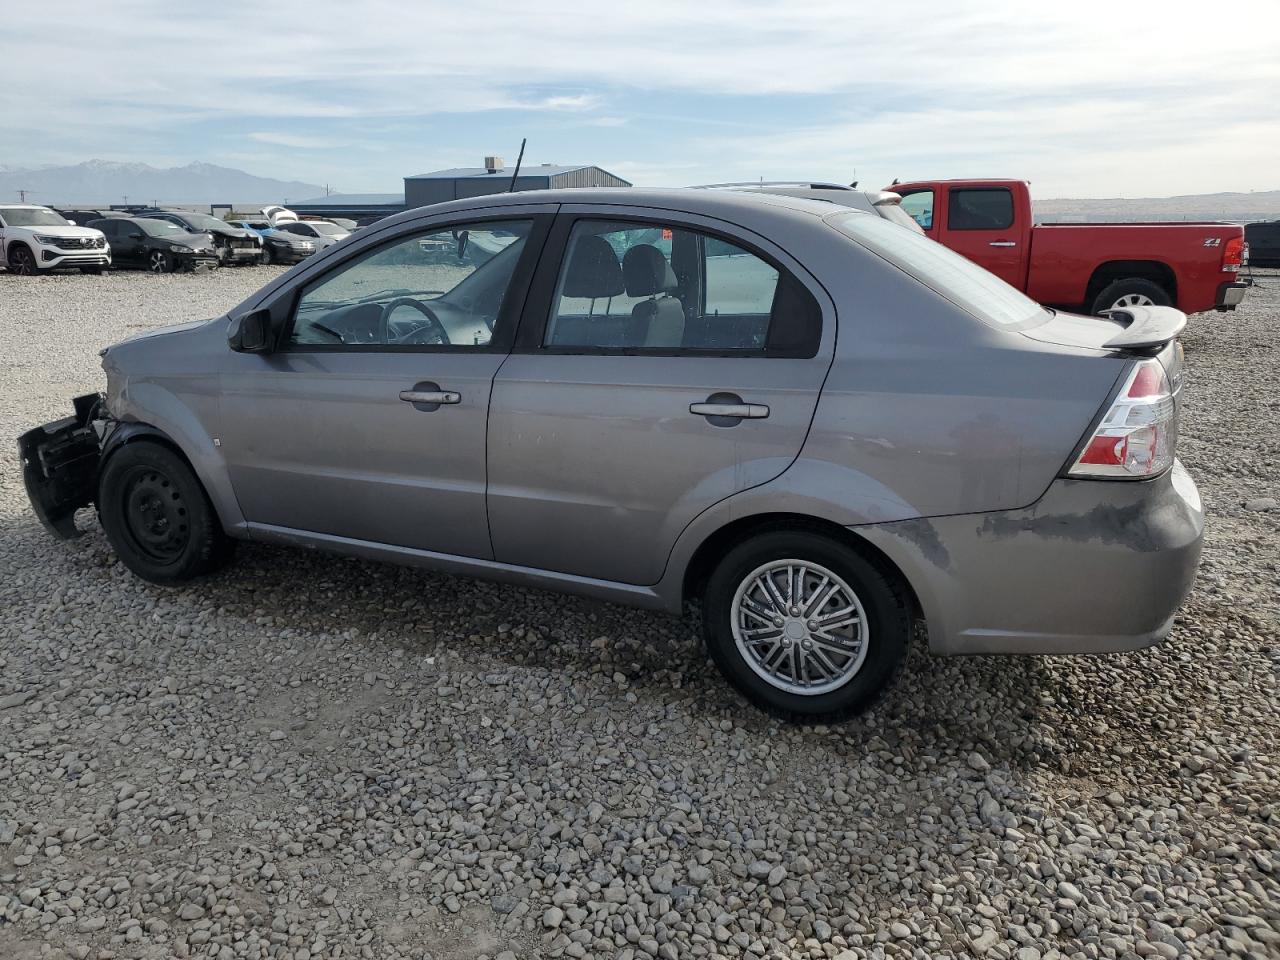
[287,219,532,350]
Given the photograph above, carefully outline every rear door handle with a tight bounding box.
[988,240,1017,247]
[689,402,769,418]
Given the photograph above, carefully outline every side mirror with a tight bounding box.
[228,308,274,353]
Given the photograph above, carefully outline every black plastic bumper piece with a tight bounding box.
[18,394,102,539]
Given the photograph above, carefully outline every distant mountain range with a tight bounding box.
[0,160,326,205]
[1035,190,1280,223]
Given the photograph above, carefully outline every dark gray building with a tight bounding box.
[404,157,629,208]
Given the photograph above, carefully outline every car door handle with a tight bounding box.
[988,240,1017,247]
[690,401,770,419]
[399,389,460,404]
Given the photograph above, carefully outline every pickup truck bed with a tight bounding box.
[889,179,1248,315]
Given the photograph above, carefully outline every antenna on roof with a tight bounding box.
[508,138,527,193]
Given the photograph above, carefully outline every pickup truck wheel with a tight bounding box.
[7,244,37,275]
[702,531,910,723]
[98,441,233,585]
[1092,278,1172,315]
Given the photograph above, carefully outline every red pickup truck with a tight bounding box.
[887,178,1249,315]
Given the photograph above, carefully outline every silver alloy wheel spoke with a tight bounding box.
[730,558,870,695]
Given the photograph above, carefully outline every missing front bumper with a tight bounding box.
[18,394,103,539]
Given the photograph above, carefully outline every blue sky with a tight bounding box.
[6,0,1279,198]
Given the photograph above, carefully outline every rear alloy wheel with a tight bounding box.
[1091,278,1172,315]
[7,245,37,275]
[703,531,910,721]
[148,250,174,273]
[98,441,233,584]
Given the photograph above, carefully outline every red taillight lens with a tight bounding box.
[1069,359,1176,479]
[1222,236,1246,272]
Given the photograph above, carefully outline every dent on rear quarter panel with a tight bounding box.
[790,237,1124,519]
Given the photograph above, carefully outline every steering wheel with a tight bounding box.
[378,297,450,346]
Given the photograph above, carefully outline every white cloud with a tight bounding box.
[2,0,1278,195]
[248,132,346,149]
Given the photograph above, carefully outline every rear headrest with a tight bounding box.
[562,235,624,298]
[623,244,677,297]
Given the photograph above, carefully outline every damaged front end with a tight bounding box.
[18,393,107,539]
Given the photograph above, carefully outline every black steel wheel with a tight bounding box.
[98,441,233,584]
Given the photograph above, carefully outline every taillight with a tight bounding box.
[1069,358,1176,479]
[1222,236,1246,273]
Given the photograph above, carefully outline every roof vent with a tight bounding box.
[484,156,504,174]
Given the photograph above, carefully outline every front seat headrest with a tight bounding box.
[562,235,624,298]
[623,244,677,297]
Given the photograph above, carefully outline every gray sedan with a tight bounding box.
[20,189,1203,721]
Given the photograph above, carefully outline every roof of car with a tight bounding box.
[402,187,845,220]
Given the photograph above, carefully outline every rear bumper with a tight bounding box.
[856,460,1204,655]
[18,395,103,538]
[1215,279,1250,310]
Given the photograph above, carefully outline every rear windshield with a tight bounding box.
[829,212,1046,328]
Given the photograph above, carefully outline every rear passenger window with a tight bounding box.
[948,188,1014,231]
[543,220,819,356]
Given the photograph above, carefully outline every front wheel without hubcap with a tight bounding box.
[703,531,910,721]
[98,441,233,584]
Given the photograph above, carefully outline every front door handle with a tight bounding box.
[400,390,460,404]
[988,240,1017,247]
[400,381,460,412]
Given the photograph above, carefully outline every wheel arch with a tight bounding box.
[680,512,922,620]
[1085,260,1177,308]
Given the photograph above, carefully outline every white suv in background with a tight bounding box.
[0,204,111,275]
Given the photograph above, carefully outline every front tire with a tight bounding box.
[7,245,37,275]
[262,244,276,265]
[702,531,910,722]
[98,441,233,585]
[148,250,174,273]
[1091,278,1172,315]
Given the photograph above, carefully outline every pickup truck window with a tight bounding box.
[831,212,1045,329]
[898,191,934,230]
[948,188,1014,231]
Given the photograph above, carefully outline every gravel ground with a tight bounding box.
[1,266,1277,960]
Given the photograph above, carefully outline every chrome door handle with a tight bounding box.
[988,241,1017,247]
[399,390,460,404]
[689,402,770,419]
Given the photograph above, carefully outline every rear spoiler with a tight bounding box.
[1101,304,1187,352]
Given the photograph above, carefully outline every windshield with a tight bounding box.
[830,212,1046,328]
[308,222,347,236]
[0,206,72,227]
[139,219,187,237]
[172,212,225,230]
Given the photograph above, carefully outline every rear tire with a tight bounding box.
[1091,278,1172,315]
[702,531,910,722]
[98,441,233,585]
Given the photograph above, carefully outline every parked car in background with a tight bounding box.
[138,210,262,265]
[21,189,1203,721]
[693,182,924,233]
[274,219,350,249]
[889,178,1249,314]
[58,208,129,227]
[1245,220,1280,266]
[226,219,317,265]
[90,217,218,273]
[0,204,110,275]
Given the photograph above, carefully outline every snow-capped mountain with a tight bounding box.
[0,160,326,205]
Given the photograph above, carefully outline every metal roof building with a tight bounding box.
[404,157,629,208]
